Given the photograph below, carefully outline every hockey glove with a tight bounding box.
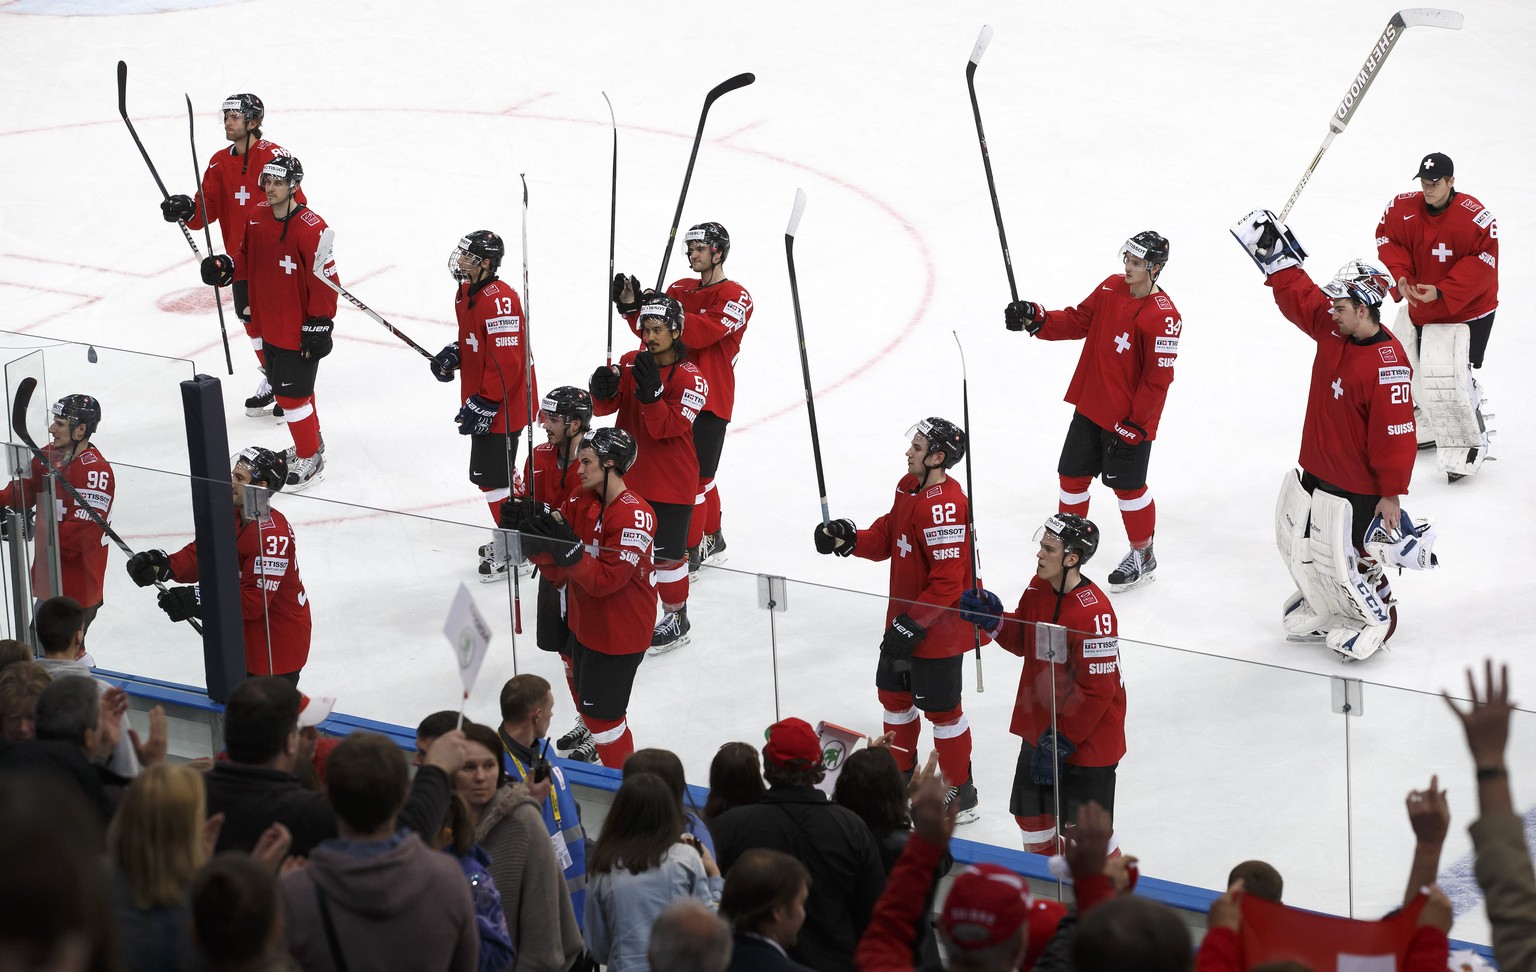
[1230,209,1307,275]
[632,351,664,404]
[590,365,621,401]
[300,317,334,359]
[611,273,643,315]
[880,614,926,660]
[1004,301,1044,335]
[456,394,499,436]
[1029,729,1077,787]
[162,194,197,223]
[158,585,201,623]
[1112,419,1147,448]
[499,495,545,530]
[430,343,461,382]
[958,587,1004,636]
[127,549,172,588]
[0,506,12,541]
[521,512,583,567]
[200,254,235,287]
[812,518,858,557]
[232,280,251,323]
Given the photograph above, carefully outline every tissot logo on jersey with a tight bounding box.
[254,556,291,576]
[620,528,653,551]
[680,388,707,414]
[922,525,966,546]
[1378,366,1411,385]
[1083,637,1118,658]
[1154,336,1179,355]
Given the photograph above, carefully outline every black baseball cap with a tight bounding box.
[1414,153,1454,180]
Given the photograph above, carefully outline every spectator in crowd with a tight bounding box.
[416,708,460,765]
[291,693,339,791]
[0,675,139,820]
[1073,896,1193,972]
[626,746,714,854]
[438,791,517,972]
[712,717,884,972]
[586,771,723,972]
[192,852,296,972]
[0,659,50,741]
[282,731,479,971]
[454,721,584,972]
[648,899,733,972]
[204,677,462,855]
[705,741,765,823]
[1226,860,1283,903]
[719,849,813,972]
[0,637,28,672]
[1445,660,1535,971]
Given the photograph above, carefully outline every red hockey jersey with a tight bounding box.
[455,278,536,434]
[1034,275,1182,438]
[1376,190,1498,325]
[535,489,657,655]
[0,445,114,608]
[853,475,986,660]
[185,139,306,261]
[627,279,753,421]
[234,204,338,351]
[993,574,1124,767]
[524,441,582,511]
[1266,267,1417,497]
[166,507,312,676]
[591,351,708,505]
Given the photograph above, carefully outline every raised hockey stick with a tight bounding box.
[310,228,433,359]
[953,331,984,693]
[1278,8,1463,220]
[116,61,205,262]
[185,94,234,376]
[653,72,756,290]
[603,91,618,368]
[965,25,1019,303]
[10,377,202,634]
[513,173,537,635]
[785,190,830,527]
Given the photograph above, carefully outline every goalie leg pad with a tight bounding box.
[1420,323,1493,475]
[1394,307,1435,448]
[1309,490,1393,633]
[1275,471,1332,637]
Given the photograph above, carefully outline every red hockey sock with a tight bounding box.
[1015,814,1060,855]
[482,486,510,526]
[687,482,707,549]
[585,715,633,768]
[560,655,577,704]
[926,706,972,785]
[246,322,266,369]
[703,478,722,535]
[1114,486,1155,548]
[877,689,921,773]
[656,559,689,608]
[277,396,321,458]
[1058,475,1092,518]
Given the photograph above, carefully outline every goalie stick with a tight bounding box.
[953,331,984,692]
[310,228,433,359]
[603,91,618,367]
[1278,8,1463,220]
[10,377,202,634]
[965,25,1019,303]
[654,72,756,290]
[785,189,831,527]
[185,94,235,376]
[116,62,205,262]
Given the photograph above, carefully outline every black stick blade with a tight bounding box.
[116,60,128,118]
[705,72,755,106]
[11,376,38,449]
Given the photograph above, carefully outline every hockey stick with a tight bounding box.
[1278,8,1463,220]
[653,72,756,290]
[785,190,830,526]
[603,91,618,368]
[116,61,205,261]
[310,228,433,359]
[185,94,234,376]
[512,173,538,635]
[10,377,202,634]
[953,331,983,693]
[965,26,1019,303]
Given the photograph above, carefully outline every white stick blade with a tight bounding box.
[313,228,336,283]
[970,25,994,65]
[1397,7,1463,29]
[786,189,807,237]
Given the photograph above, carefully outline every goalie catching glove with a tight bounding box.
[1231,209,1307,276]
[1364,510,1440,571]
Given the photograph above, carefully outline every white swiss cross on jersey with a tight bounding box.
[1114,332,1131,354]
[465,333,479,353]
[897,534,912,557]
[235,187,251,205]
[279,255,297,275]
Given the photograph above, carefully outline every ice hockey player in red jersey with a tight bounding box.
[205,155,336,492]
[0,395,114,637]
[959,514,1124,855]
[511,428,657,768]
[1233,208,1426,662]
[589,294,707,656]
[429,231,538,582]
[812,417,984,824]
[614,221,752,577]
[160,93,306,418]
[126,447,313,683]
[1376,152,1498,479]
[1003,231,1181,594]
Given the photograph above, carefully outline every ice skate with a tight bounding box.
[478,543,533,579]
[478,553,509,584]
[945,780,981,825]
[556,716,591,753]
[285,453,325,492]
[283,433,326,468]
[687,544,702,582]
[702,530,728,567]
[245,377,283,418]
[567,737,601,764]
[648,606,691,656]
[1107,543,1157,592]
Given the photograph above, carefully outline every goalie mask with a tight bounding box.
[1364,510,1439,571]
[1322,260,1391,307]
[449,230,505,283]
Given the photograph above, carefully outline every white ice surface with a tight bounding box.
[3,0,1534,945]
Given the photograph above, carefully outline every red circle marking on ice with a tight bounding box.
[157,287,231,314]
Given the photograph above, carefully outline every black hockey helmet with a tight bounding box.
[1121,231,1170,273]
[52,394,101,437]
[221,93,265,124]
[234,445,287,493]
[449,230,505,282]
[683,222,731,261]
[638,294,685,337]
[258,155,303,189]
[580,427,638,475]
[539,385,594,427]
[909,416,966,469]
[1037,513,1099,566]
